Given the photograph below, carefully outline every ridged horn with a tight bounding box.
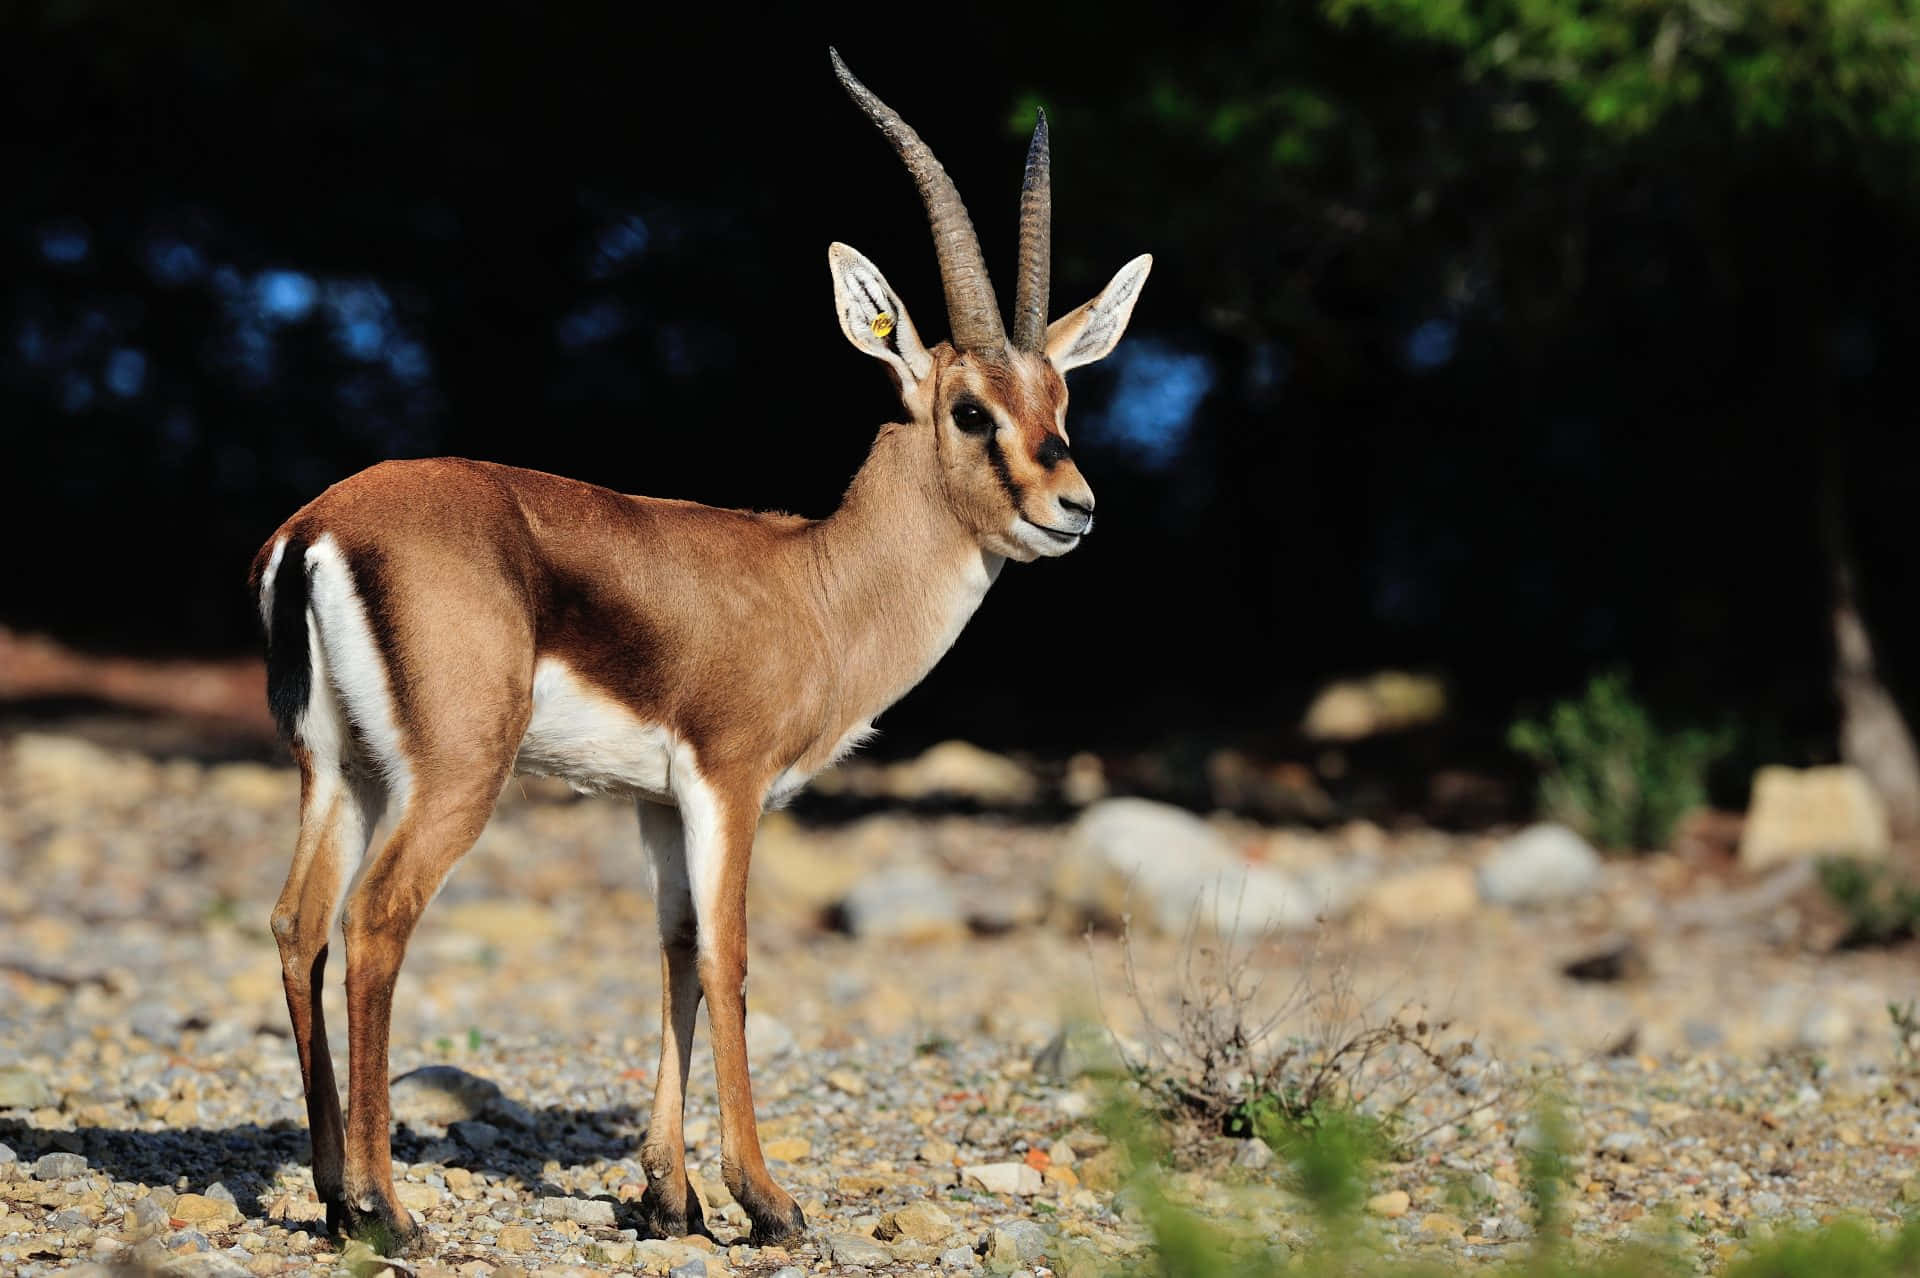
[1011,109,1051,351]
[831,48,1006,353]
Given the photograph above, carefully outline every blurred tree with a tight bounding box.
[1316,0,1920,823]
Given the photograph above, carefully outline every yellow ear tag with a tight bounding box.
[870,312,895,339]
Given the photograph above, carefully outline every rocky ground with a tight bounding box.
[4,729,1920,1276]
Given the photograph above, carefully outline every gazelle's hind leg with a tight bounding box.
[337,768,510,1251]
[272,747,383,1233]
[636,800,709,1239]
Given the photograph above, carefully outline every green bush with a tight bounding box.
[1818,857,1920,947]
[1508,671,1730,852]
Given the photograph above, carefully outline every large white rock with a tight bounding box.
[1050,798,1326,937]
[1477,823,1601,906]
[884,740,1037,804]
[838,865,966,941]
[1740,765,1890,869]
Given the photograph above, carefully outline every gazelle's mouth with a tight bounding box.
[1023,518,1086,542]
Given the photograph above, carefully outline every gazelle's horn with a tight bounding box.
[1011,109,1050,352]
[831,48,1007,353]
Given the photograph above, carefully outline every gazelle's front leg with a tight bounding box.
[636,800,708,1240]
[680,773,806,1246]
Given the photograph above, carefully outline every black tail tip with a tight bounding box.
[266,537,311,740]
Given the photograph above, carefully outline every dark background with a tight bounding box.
[6,2,1916,801]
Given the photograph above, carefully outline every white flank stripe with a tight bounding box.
[304,534,414,813]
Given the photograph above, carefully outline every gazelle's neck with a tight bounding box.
[806,423,1003,733]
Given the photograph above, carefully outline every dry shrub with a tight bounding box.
[1089,907,1505,1153]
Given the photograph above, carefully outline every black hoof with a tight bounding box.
[337,1198,420,1256]
[637,1178,709,1241]
[742,1186,807,1248]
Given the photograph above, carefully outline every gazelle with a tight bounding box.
[247,49,1149,1250]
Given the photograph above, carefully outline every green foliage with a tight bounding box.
[1817,857,1920,946]
[1324,0,1920,147]
[1096,1086,1920,1276]
[1508,671,1730,851]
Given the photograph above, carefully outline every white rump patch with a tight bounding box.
[257,537,288,628]
[304,534,414,812]
[517,658,676,800]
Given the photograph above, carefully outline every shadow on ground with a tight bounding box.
[0,1100,654,1234]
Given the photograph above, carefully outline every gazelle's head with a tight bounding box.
[827,50,1151,563]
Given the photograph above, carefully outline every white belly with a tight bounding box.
[515,658,676,800]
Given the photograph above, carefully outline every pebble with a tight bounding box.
[171,1193,237,1225]
[537,1195,614,1226]
[963,1163,1044,1196]
[668,1259,707,1278]
[1230,1138,1276,1170]
[942,1245,980,1269]
[824,1231,895,1267]
[1368,1190,1411,1218]
[881,1201,957,1243]
[826,1068,868,1097]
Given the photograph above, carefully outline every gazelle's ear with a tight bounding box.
[1045,254,1152,373]
[829,242,933,394]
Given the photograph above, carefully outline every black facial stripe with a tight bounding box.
[981,426,1026,511]
[1036,433,1070,469]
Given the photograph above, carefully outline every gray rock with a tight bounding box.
[0,1066,51,1110]
[1598,1129,1646,1155]
[0,1142,15,1165]
[1230,1138,1276,1170]
[988,1218,1050,1265]
[388,1065,506,1126]
[1477,823,1600,906]
[33,1152,88,1180]
[667,1260,706,1278]
[1750,1191,1785,1216]
[203,1182,237,1207]
[48,1207,93,1229]
[1051,798,1326,938]
[839,866,965,941]
[538,1195,616,1226]
[449,1119,501,1150]
[157,1254,250,1277]
[129,1197,171,1232]
[941,1245,979,1269]
[823,1231,895,1267]
[768,1269,806,1278]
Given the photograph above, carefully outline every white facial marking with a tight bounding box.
[304,534,414,813]
[518,658,676,800]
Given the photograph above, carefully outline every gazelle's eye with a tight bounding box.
[951,400,993,435]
